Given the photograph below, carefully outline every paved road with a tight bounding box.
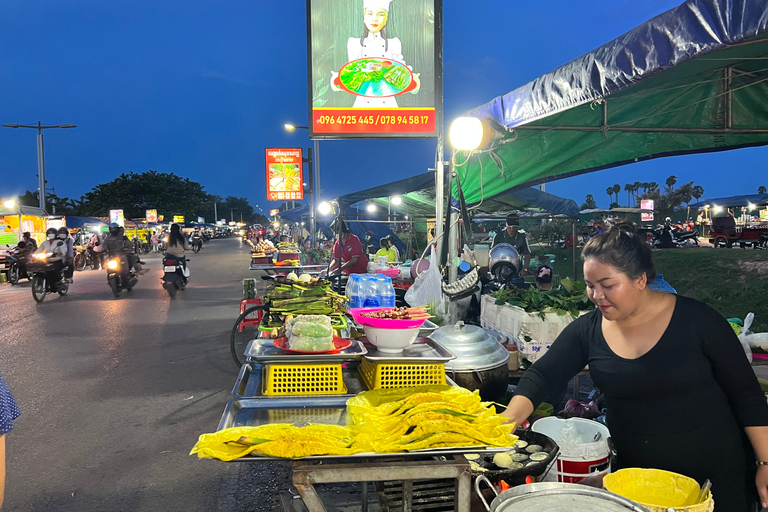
[0,238,291,512]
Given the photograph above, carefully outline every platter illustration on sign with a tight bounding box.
[335,58,416,98]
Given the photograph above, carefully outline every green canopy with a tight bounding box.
[454,0,768,204]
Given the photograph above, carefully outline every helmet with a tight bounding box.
[665,217,671,223]
[57,226,69,235]
[45,227,57,239]
[489,243,522,284]
[109,223,120,236]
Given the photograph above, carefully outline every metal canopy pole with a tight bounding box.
[572,220,578,280]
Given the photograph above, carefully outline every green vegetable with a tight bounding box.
[491,278,594,319]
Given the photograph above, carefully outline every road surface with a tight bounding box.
[0,237,293,512]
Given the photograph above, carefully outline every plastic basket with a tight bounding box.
[262,364,347,396]
[603,468,714,512]
[359,359,445,390]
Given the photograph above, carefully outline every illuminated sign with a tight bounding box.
[146,209,158,223]
[307,0,442,139]
[270,209,279,217]
[197,217,204,223]
[173,215,185,224]
[640,200,654,222]
[266,148,304,201]
[109,209,125,227]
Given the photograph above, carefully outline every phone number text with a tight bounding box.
[317,115,431,126]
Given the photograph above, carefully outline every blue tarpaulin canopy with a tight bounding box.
[689,193,768,208]
[454,0,768,204]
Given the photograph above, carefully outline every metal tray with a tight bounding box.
[418,319,439,337]
[216,398,512,461]
[232,363,367,399]
[244,338,366,364]
[361,337,455,363]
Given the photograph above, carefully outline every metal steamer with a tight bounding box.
[430,322,509,402]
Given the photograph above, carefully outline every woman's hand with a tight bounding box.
[756,465,768,509]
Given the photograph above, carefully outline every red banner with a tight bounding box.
[265,148,304,201]
[312,108,435,134]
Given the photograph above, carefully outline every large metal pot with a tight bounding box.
[430,322,509,402]
[475,478,650,512]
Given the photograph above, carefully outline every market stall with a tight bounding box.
[0,204,48,246]
[689,193,768,247]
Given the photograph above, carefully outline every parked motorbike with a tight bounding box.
[653,224,699,248]
[27,243,69,303]
[105,252,138,298]
[161,254,190,298]
[2,244,32,285]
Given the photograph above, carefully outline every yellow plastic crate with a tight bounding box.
[359,359,446,390]
[262,363,347,396]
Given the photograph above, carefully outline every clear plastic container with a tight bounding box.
[362,276,382,307]
[345,274,365,309]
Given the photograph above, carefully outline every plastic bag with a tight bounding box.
[738,312,755,363]
[404,246,443,308]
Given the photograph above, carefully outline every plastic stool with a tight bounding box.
[239,298,264,332]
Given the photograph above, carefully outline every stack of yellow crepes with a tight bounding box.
[190,385,517,461]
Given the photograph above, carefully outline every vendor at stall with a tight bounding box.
[491,215,531,278]
[328,220,368,275]
[502,222,768,510]
[375,237,396,263]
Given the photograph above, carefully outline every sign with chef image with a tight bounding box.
[308,0,442,139]
[265,148,304,201]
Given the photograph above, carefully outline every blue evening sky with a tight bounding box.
[1,0,765,216]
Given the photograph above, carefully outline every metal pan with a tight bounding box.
[244,338,367,364]
[232,363,367,399]
[216,397,515,461]
[362,337,455,363]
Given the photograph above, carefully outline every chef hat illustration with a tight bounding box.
[363,0,392,11]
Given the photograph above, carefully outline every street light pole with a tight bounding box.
[2,122,77,212]
[285,123,320,248]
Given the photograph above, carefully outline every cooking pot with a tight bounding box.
[489,244,521,284]
[475,478,650,512]
[430,322,509,401]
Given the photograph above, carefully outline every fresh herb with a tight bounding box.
[491,278,594,319]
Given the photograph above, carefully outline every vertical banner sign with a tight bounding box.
[109,209,125,227]
[266,148,304,201]
[308,0,442,139]
[146,209,158,223]
[270,208,280,217]
[640,200,655,222]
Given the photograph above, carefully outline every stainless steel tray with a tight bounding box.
[244,338,367,364]
[361,337,456,363]
[216,398,511,461]
[418,319,439,337]
[232,363,367,399]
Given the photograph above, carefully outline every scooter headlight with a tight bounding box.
[35,253,47,260]
[107,259,119,270]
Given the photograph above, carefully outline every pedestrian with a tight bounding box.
[151,232,160,253]
[386,235,400,261]
[502,221,768,510]
[0,369,21,509]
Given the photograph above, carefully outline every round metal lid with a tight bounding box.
[431,322,509,371]
[491,485,650,512]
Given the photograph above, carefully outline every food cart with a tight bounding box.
[0,204,48,246]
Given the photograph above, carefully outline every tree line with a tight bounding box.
[18,170,270,225]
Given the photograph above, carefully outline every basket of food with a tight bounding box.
[276,241,299,262]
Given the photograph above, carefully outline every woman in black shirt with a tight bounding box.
[502,222,768,511]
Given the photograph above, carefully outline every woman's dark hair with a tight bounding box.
[380,237,388,248]
[359,9,389,51]
[168,223,186,248]
[581,221,656,282]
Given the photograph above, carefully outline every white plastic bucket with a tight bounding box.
[532,417,611,483]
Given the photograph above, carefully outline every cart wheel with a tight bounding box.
[32,274,47,303]
[8,264,19,285]
[714,236,728,248]
[230,304,266,368]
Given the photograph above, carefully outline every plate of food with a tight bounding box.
[335,58,416,98]
[273,337,352,355]
[347,306,431,329]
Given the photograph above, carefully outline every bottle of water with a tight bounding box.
[378,275,396,308]
[362,276,381,307]
[346,274,364,309]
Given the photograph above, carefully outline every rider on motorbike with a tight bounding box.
[57,227,75,284]
[33,228,67,289]
[190,228,203,251]
[21,232,37,250]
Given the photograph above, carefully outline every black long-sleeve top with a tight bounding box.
[515,295,768,510]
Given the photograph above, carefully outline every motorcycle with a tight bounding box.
[105,252,138,298]
[653,224,699,248]
[27,242,69,303]
[161,254,190,298]
[2,244,32,285]
[190,236,203,253]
